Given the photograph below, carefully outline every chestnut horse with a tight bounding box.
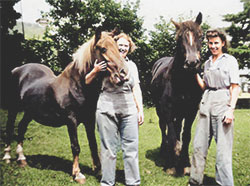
[2,29,128,184]
[151,13,203,175]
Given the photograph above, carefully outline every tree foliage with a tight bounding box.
[149,17,176,61]
[0,0,24,108]
[2,0,248,108]
[41,0,144,71]
[40,0,156,105]
[224,0,250,68]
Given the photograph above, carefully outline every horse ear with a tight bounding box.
[171,19,180,29]
[195,12,202,25]
[110,27,121,37]
[95,27,102,45]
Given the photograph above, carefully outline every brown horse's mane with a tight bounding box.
[72,36,96,75]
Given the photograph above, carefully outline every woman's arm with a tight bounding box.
[223,83,241,124]
[228,84,241,109]
[195,73,206,90]
[132,83,144,125]
[85,60,107,84]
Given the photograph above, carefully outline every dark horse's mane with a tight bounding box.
[175,21,202,39]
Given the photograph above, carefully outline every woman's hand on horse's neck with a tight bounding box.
[85,60,107,84]
[195,73,206,90]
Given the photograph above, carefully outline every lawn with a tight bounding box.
[0,108,249,186]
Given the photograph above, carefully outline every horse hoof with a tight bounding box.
[17,160,27,167]
[166,168,176,175]
[5,159,11,164]
[74,172,86,184]
[75,178,86,185]
[184,167,190,175]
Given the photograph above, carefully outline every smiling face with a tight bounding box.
[208,36,225,57]
[117,37,130,58]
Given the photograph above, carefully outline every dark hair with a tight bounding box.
[206,29,228,53]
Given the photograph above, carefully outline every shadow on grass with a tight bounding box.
[203,175,219,186]
[115,169,125,185]
[26,154,98,177]
[145,147,166,169]
[145,147,220,185]
[26,155,127,185]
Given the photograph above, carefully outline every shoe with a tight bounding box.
[188,181,202,186]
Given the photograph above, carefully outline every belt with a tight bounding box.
[206,87,229,91]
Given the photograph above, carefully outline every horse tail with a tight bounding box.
[2,67,20,146]
[6,67,21,111]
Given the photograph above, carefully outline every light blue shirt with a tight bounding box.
[97,58,139,115]
[203,53,240,89]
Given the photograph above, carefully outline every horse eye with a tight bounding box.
[100,47,107,53]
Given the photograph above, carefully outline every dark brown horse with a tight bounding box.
[151,13,203,175]
[2,29,128,184]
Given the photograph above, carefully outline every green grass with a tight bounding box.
[0,108,250,186]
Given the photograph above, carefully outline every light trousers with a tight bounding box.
[96,110,140,186]
[190,90,234,186]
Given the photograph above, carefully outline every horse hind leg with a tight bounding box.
[16,112,32,167]
[174,117,183,157]
[3,110,18,163]
[180,113,197,175]
[159,117,167,156]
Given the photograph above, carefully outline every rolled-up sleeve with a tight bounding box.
[128,60,140,85]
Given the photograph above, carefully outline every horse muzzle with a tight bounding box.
[107,62,129,85]
[184,59,201,71]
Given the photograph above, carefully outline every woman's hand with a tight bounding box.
[195,73,206,90]
[222,84,241,125]
[85,60,107,84]
[222,107,234,124]
[93,59,107,72]
[138,110,144,126]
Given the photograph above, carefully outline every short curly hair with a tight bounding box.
[206,29,228,53]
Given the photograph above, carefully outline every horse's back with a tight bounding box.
[12,63,56,83]
[11,63,55,106]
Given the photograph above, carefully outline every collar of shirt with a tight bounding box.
[208,53,227,69]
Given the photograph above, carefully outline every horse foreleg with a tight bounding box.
[67,117,86,184]
[16,143,27,167]
[84,118,100,172]
[16,113,31,167]
[3,110,18,163]
[180,112,197,175]
[174,116,183,157]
